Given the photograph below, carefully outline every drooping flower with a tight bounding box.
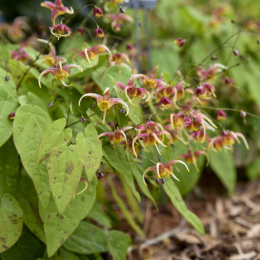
[73,45,112,64]
[39,40,66,66]
[179,150,209,171]
[110,53,130,65]
[41,0,74,25]
[157,97,173,110]
[105,13,134,32]
[143,160,189,186]
[216,110,227,120]
[132,130,173,157]
[38,61,83,88]
[78,87,129,124]
[96,28,105,38]
[174,37,185,47]
[208,130,249,152]
[116,81,150,105]
[135,121,164,134]
[77,28,86,35]
[93,7,103,18]
[49,24,72,39]
[10,47,30,61]
[128,66,167,90]
[197,63,227,81]
[99,126,133,144]
[194,82,216,101]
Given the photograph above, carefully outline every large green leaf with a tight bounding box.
[63,221,108,254]
[102,65,132,92]
[164,180,205,235]
[0,85,18,147]
[108,231,131,260]
[0,140,19,197]
[209,150,236,195]
[17,172,45,243]
[0,194,23,253]
[103,145,141,202]
[88,203,112,228]
[13,104,52,207]
[48,144,83,213]
[36,118,67,165]
[76,124,102,181]
[41,248,79,260]
[0,231,45,260]
[39,178,97,257]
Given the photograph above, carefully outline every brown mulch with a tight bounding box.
[126,176,260,260]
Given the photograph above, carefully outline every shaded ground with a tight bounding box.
[124,174,260,260]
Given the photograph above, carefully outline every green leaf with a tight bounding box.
[164,180,205,235]
[102,66,132,92]
[88,203,112,228]
[36,118,67,165]
[0,67,16,97]
[39,178,97,257]
[0,230,45,260]
[103,145,141,202]
[0,194,23,253]
[76,124,102,181]
[18,92,48,112]
[41,248,79,260]
[16,172,46,243]
[13,104,52,207]
[0,139,19,197]
[0,85,18,147]
[209,150,236,195]
[63,221,108,254]
[48,144,83,213]
[108,231,131,260]
[246,157,260,181]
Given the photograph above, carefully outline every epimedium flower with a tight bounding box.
[49,24,72,40]
[174,37,185,47]
[179,150,209,171]
[110,53,130,66]
[143,160,189,186]
[132,130,173,158]
[208,130,249,152]
[73,44,112,64]
[105,13,134,32]
[96,28,105,38]
[194,82,216,102]
[41,0,74,25]
[78,87,129,124]
[10,47,30,61]
[116,81,151,105]
[216,110,227,120]
[135,121,164,134]
[38,40,66,66]
[93,7,103,18]
[38,61,83,88]
[127,66,167,90]
[98,126,133,144]
[197,63,227,81]
[157,97,173,110]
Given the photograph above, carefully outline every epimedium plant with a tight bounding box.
[0,0,257,259]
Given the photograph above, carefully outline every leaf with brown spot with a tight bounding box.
[0,194,23,253]
[48,144,83,213]
[76,124,102,181]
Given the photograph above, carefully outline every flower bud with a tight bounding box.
[156,178,161,185]
[240,111,246,118]
[174,38,185,47]
[211,56,217,61]
[8,112,15,120]
[77,28,86,35]
[120,108,126,114]
[5,76,10,81]
[225,78,232,85]
[119,7,125,13]
[126,44,134,51]
[48,102,54,108]
[233,49,239,56]
[96,172,104,180]
[80,117,86,123]
[160,178,166,184]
